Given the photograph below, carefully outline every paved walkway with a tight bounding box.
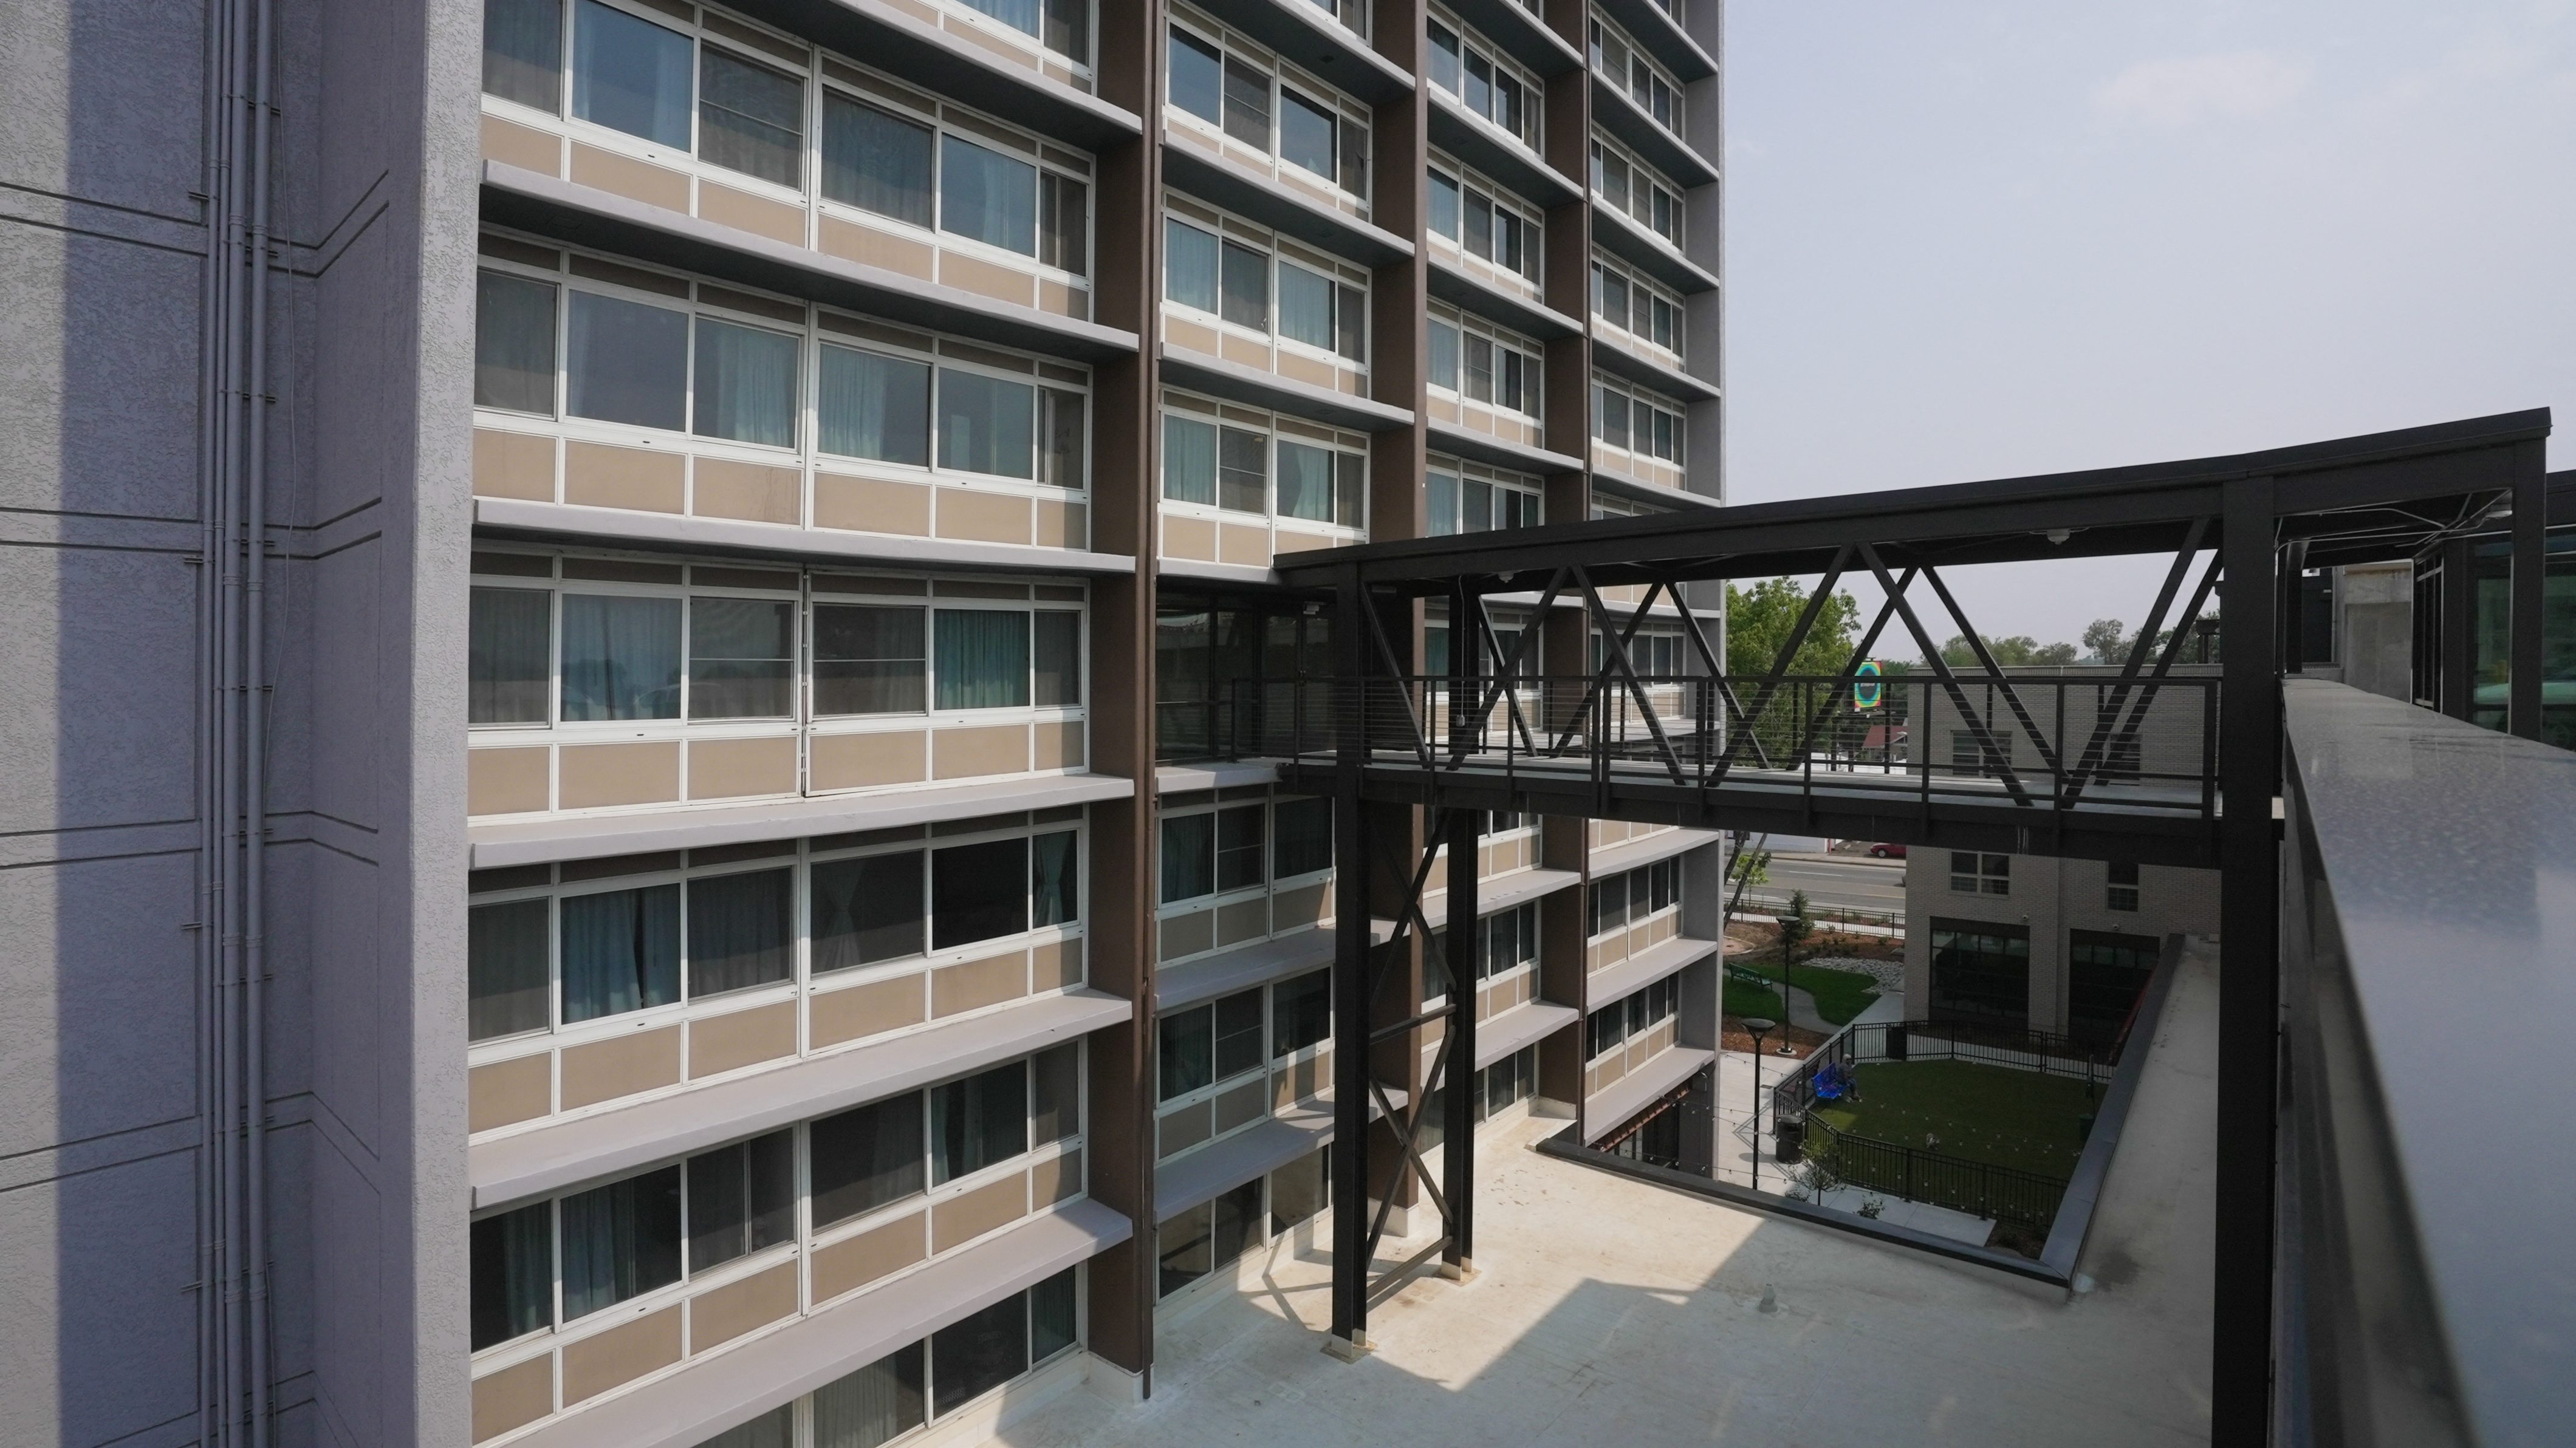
[1024,949,2217,1446]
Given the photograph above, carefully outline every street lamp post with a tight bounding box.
[1742,1017,1774,1191]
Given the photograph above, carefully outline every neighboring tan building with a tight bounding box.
[0,0,1726,1444]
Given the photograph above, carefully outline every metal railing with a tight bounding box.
[1167,672,2221,820]
[1797,1113,2070,1232]
[1771,1017,2120,1125]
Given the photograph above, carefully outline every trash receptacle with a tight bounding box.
[1773,1117,1804,1162]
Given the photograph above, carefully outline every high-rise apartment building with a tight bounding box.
[3,0,1724,1441]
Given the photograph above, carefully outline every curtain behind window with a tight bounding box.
[468,898,552,1040]
[1274,440,1334,522]
[821,94,934,225]
[560,883,680,1022]
[818,345,931,465]
[1159,813,1213,903]
[810,1092,925,1227]
[697,1405,792,1448]
[1030,830,1078,927]
[559,1166,682,1319]
[931,1060,1027,1184]
[688,597,794,719]
[934,609,1030,709]
[812,1343,926,1448]
[693,318,799,446]
[560,593,681,720]
[687,868,792,997]
[468,1201,553,1350]
[931,1293,1028,1416]
[572,0,692,147]
[469,586,553,724]
[482,0,563,111]
[567,290,688,431]
[697,48,803,188]
[937,370,1035,478]
[810,850,925,972]
[1161,415,1216,504]
[939,135,1038,254]
[474,271,558,413]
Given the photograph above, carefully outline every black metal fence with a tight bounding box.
[1772,1017,2120,1124]
[1797,1113,2069,1231]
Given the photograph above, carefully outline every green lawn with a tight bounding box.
[1787,963,1881,1026]
[1722,975,1785,1022]
[1809,1060,2097,1178]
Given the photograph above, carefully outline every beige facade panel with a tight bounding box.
[686,735,796,801]
[807,729,927,791]
[1216,898,1268,947]
[1218,333,1267,371]
[930,1170,1029,1253]
[469,1053,553,1134]
[1032,497,1083,548]
[1271,1048,1328,1109]
[818,217,935,279]
[692,457,801,525]
[1164,316,1219,355]
[809,1211,926,1304]
[1272,883,1328,932]
[696,180,804,245]
[1031,937,1083,992]
[687,1259,798,1352]
[930,948,1030,1019]
[934,488,1035,545]
[564,440,685,514]
[931,723,1029,780]
[1162,514,1216,561]
[467,746,551,818]
[561,1304,683,1407]
[471,1355,555,1444]
[1035,278,1083,318]
[559,1025,683,1111]
[1272,529,1335,554]
[937,251,1036,307]
[472,428,555,500]
[813,471,932,536]
[1276,350,1335,390]
[567,142,690,213]
[809,971,927,1048]
[688,1000,796,1079]
[1216,522,1270,567]
[1033,720,1084,771]
[479,113,561,177]
[1032,1147,1081,1206]
[1212,1078,1267,1135]
[560,740,682,809]
[1159,908,1213,962]
[1157,1101,1211,1158]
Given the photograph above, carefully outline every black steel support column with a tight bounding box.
[2509,443,2547,740]
[1442,802,1477,1271]
[2439,537,2475,720]
[2214,479,2282,1444]
[2281,539,2308,674]
[1330,566,1372,1348]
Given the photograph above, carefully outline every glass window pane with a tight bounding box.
[687,867,792,997]
[1217,426,1266,513]
[937,369,1036,478]
[1164,218,1218,312]
[1276,264,1333,349]
[1274,439,1334,522]
[1428,321,1458,391]
[1463,477,1492,532]
[1032,1042,1081,1141]
[689,596,794,719]
[482,0,563,112]
[813,604,925,715]
[932,836,1029,948]
[818,344,931,465]
[1159,813,1215,904]
[1337,284,1366,363]
[572,0,692,148]
[1159,1006,1213,1100]
[811,1092,925,1227]
[1168,27,1222,123]
[940,135,1039,254]
[821,94,934,225]
[1030,1266,1078,1361]
[1338,117,1369,197]
[1270,969,1328,1056]
[1221,55,1269,147]
[934,609,1031,710]
[685,1128,793,1272]
[1211,1178,1261,1268]
[566,290,687,430]
[1269,1146,1327,1235]
[474,270,557,414]
[692,317,798,446]
[1334,451,1365,528]
[470,1202,553,1350]
[1039,388,1086,487]
[930,1289,1027,1415]
[1465,190,1492,260]
[811,850,925,972]
[1427,470,1458,536]
[560,1164,682,1319]
[1031,829,1079,928]
[470,586,553,725]
[468,898,551,1042]
[1157,1200,1213,1297]
[560,882,680,1022]
[560,592,681,720]
[1162,414,1216,504]
[1428,22,1461,94]
[1270,796,1331,876]
[1218,241,1268,330]
[931,1059,1029,1184]
[1033,612,1082,706]
[1279,87,1335,177]
[1042,0,1086,56]
[812,1342,925,1448]
[1215,804,1264,891]
[1428,169,1460,238]
[1213,988,1264,1079]
[957,0,1040,37]
[698,47,802,186]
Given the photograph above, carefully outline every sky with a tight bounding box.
[1721,0,2576,653]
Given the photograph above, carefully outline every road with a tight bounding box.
[1741,853,1906,914]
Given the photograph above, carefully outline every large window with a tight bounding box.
[1158,793,1332,915]
[1586,975,1677,1061]
[1430,307,1543,418]
[1156,1178,1262,1299]
[1426,457,1542,538]
[1428,14,1541,149]
[1589,858,1680,937]
[818,85,1088,273]
[1160,400,1367,531]
[2106,859,2140,912]
[1475,1044,1537,1122]
[1928,921,2030,1028]
[1589,16,1682,131]
[1593,254,1682,356]
[1592,134,1684,247]
[1428,161,1541,282]
[1592,376,1685,465]
[1948,852,2010,896]
[1164,213,1368,366]
[464,820,1083,1040]
[2067,929,2157,1046]
[1166,20,1370,199]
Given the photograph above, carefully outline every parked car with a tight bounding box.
[1866,842,1907,859]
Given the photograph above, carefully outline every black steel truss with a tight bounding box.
[1290,412,2554,1448]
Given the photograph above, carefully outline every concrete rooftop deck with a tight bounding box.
[1019,943,2219,1447]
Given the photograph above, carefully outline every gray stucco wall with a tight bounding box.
[0,0,476,1441]
[1903,853,2219,1033]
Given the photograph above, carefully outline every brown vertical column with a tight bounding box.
[1541,0,1593,531]
[1080,0,1163,1388]
[1369,0,1428,544]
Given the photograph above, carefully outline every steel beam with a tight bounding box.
[1442,804,1476,1271]
[2510,441,2547,740]
[1331,565,1372,1348]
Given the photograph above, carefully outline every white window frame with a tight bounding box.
[1160,197,1372,372]
[1588,9,1685,134]
[1163,7,1373,210]
[1589,131,1685,249]
[1427,8,1544,153]
[1156,389,1371,539]
[1427,152,1545,290]
[1591,373,1687,466]
[1591,251,1685,364]
[1428,302,1545,427]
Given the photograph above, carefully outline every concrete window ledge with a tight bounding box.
[507,1198,1132,1448]
[1152,1089,1399,1218]
[473,497,1139,578]
[1583,1047,1714,1142]
[1587,934,1718,1009]
[1585,827,1725,878]
[1156,930,1335,1013]
[1475,1000,1578,1071]
[1410,866,1581,931]
[472,989,1134,1209]
[466,774,1138,870]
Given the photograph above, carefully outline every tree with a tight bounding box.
[2082,618,2129,664]
[1937,634,2080,668]
[1723,834,1773,928]
[1726,577,1862,680]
